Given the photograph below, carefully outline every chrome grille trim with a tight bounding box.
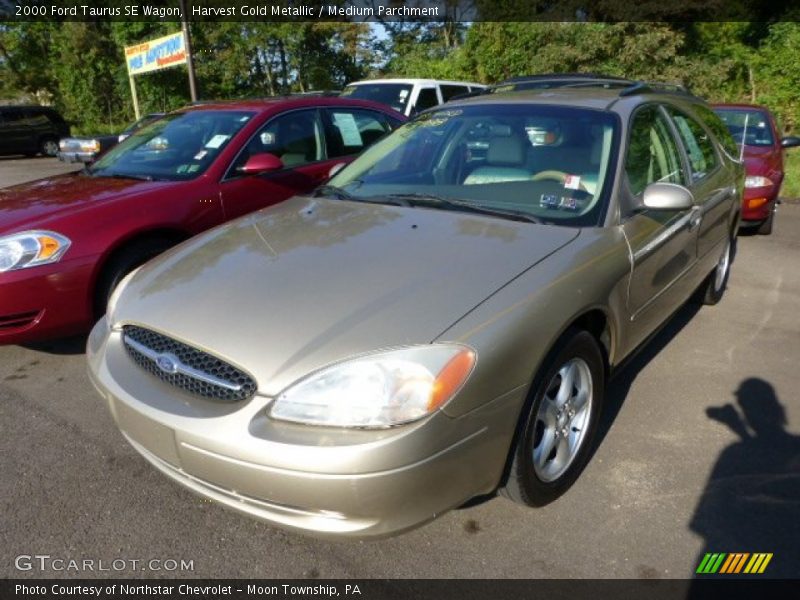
[121,325,256,402]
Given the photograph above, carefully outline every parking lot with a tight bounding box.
[1,158,799,579]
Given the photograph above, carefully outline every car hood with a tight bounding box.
[741,147,780,177]
[115,196,580,396]
[0,173,177,233]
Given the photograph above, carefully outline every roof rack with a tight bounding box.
[499,73,629,84]
[618,81,691,97]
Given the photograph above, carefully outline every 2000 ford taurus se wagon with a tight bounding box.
[88,81,743,538]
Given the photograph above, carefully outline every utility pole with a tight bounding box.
[179,0,198,102]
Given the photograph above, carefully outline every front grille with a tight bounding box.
[122,325,256,402]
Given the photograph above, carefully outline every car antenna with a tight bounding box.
[739,113,749,162]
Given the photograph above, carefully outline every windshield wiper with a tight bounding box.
[98,172,156,181]
[383,193,543,224]
[312,184,354,200]
[313,185,411,207]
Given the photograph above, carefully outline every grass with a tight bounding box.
[782,151,800,200]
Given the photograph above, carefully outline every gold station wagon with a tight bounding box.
[88,78,743,538]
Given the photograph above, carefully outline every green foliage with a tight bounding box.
[1,20,799,137]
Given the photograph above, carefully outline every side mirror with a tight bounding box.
[781,136,800,149]
[240,152,283,175]
[328,162,347,178]
[642,182,694,211]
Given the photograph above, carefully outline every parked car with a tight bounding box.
[713,103,800,234]
[0,105,70,157]
[341,78,486,116]
[58,113,167,164]
[0,97,404,344]
[88,80,742,539]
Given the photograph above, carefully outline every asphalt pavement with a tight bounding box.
[1,160,798,579]
[0,155,82,187]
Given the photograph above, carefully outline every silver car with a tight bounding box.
[88,82,742,538]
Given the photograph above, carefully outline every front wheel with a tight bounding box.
[40,137,59,157]
[757,208,775,235]
[502,329,605,506]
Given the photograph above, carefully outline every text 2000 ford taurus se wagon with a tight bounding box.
[88,82,743,538]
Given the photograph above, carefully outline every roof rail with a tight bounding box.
[499,73,629,84]
[618,81,691,97]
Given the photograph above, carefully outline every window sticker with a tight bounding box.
[540,194,560,208]
[332,113,363,146]
[193,150,208,161]
[205,134,230,149]
[564,174,581,190]
[560,197,579,211]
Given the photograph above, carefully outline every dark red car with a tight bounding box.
[0,97,404,344]
[713,103,800,234]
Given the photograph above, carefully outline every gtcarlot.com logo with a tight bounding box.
[696,552,773,575]
[14,554,194,572]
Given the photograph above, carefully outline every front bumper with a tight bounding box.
[741,183,780,222]
[57,151,97,164]
[87,319,525,539]
[0,257,95,344]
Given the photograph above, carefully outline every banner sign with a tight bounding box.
[125,31,186,76]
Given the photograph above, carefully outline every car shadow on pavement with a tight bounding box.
[686,378,800,590]
[593,301,702,461]
[22,334,88,356]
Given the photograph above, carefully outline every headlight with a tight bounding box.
[0,231,71,273]
[270,345,476,428]
[106,266,141,325]
[745,176,773,188]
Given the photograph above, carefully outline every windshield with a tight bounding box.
[341,83,413,113]
[90,110,254,181]
[327,104,619,227]
[714,108,775,147]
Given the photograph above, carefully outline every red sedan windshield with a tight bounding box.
[90,110,255,181]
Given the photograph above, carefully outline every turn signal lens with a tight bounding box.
[429,349,476,411]
[747,197,768,209]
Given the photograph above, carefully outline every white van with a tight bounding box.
[341,78,486,116]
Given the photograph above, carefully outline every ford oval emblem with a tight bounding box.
[155,354,179,374]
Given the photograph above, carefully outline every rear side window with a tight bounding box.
[0,109,22,124]
[440,85,469,102]
[21,108,51,127]
[323,108,392,158]
[625,106,686,196]
[414,88,439,112]
[666,108,718,182]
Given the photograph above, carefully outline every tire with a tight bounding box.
[94,238,174,318]
[40,137,59,157]
[501,329,605,506]
[757,208,774,235]
[699,234,733,306]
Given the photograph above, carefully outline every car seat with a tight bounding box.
[463,131,531,184]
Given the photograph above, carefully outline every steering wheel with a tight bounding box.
[531,170,589,192]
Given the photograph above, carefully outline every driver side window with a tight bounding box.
[625,106,686,197]
[229,110,322,176]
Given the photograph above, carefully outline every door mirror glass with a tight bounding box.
[642,182,694,211]
[781,136,800,149]
[240,152,283,175]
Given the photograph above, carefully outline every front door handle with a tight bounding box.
[688,207,703,231]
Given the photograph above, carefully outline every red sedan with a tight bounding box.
[713,103,800,234]
[0,97,404,344]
